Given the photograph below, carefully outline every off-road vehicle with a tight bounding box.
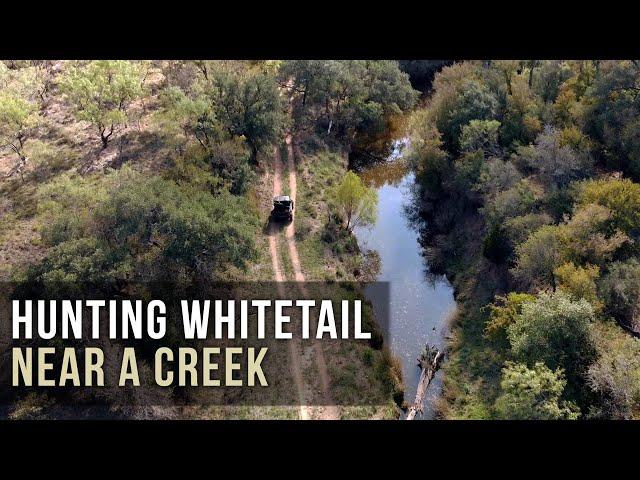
[271,195,294,221]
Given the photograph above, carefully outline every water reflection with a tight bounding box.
[354,138,455,419]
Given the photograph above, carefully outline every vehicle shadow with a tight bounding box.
[263,215,292,236]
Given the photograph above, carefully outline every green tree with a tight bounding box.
[0,64,43,180]
[554,262,601,309]
[575,177,640,236]
[208,69,286,163]
[561,203,629,266]
[0,91,38,179]
[484,292,536,341]
[483,179,536,228]
[531,60,574,103]
[599,259,640,334]
[583,60,640,178]
[588,322,640,419]
[441,79,499,151]
[508,290,596,383]
[156,84,213,147]
[475,158,521,197]
[409,112,450,194]
[33,167,259,282]
[500,73,542,148]
[333,170,377,231]
[279,60,329,108]
[60,61,145,149]
[95,173,259,277]
[516,126,593,188]
[459,119,502,156]
[494,361,580,420]
[281,60,418,139]
[503,212,553,249]
[35,236,130,285]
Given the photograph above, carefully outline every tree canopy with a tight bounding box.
[60,61,146,148]
[494,361,580,420]
[332,170,377,231]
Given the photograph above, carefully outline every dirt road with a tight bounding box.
[268,136,339,420]
[268,146,309,420]
[284,135,339,420]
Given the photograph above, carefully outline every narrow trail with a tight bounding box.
[284,134,339,420]
[269,147,309,420]
[267,134,339,420]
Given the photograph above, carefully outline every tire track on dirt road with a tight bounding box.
[268,146,310,420]
[283,134,340,420]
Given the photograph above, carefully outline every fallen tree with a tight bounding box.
[406,344,443,420]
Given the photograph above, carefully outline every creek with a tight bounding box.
[353,136,456,419]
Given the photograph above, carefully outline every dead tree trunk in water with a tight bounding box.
[406,345,443,420]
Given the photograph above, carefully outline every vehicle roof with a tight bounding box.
[273,195,291,201]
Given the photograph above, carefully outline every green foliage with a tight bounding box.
[452,150,484,197]
[484,292,536,341]
[554,262,601,309]
[158,63,283,192]
[157,84,212,142]
[561,203,629,266]
[408,59,640,419]
[282,60,418,139]
[96,171,259,277]
[515,126,593,188]
[512,202,629,290]
[500,74,542,148]
[475,158,521,197]
[0,91,37,151]
[598,259,640,333]
[23,140,78,181]
[621,117,640,180]
[207,68,286,161]
[332,170,377,231]
[531,60,574,103]
[512,224,565,290]
[59,61,146,148]
[35,236,130,285]
[575,177,640,236]
[588,321,640,419]
[32,167,259,282]
[494,361,580,420]
[0,67,41,170]
[409,112,450,194]
[483,179,536,227]
[584,61,640,178]
[439,79,499,150]
[482,224,512,264]
[503,212,553,249]
[37,172,109,245]
[508,290,596,383]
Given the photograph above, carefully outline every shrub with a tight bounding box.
[503,212,553,249]
[508,290,596,384]
[484,292,536,341]
[554,262,602,310]
[512,225,565,290]
[494,361,580,420]
[599,259,640,334]
[576,178,640,236]
[588,322,640,419]
[459,119,502,156]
